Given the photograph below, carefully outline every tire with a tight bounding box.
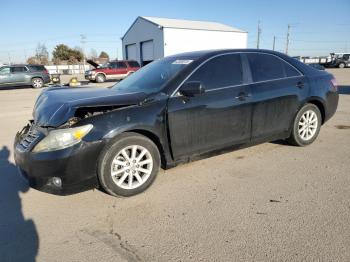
[287,103,322,146]
[98,132,160,197]
[95,74,106,83]
[338,63,345,68]
[31,78,44,88]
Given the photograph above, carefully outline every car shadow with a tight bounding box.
[0,85,30,91]
[338,85,350,94]
[0,146,38,262]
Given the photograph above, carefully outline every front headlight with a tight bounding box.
[32,124,93,153]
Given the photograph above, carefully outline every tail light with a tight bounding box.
[330,78,338,92]
[43,69,49,75]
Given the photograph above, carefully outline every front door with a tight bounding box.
[10,66,28,84]
[0,66,11,85]
[167,54,252,160]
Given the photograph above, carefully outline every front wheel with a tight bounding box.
[98,132,160,197]
[95,74,106,83]
[287,103,322,146]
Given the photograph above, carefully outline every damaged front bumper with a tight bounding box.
[14,123,105,195]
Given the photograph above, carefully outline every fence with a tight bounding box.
[45,64,91,75]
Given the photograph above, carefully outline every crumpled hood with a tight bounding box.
[33,86,147,127]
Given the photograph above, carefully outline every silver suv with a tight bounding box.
[0,64,51,88]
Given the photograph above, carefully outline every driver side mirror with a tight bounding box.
[179,81,205,97]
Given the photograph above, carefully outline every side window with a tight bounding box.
[11,66,27,73]
[187,54,243,90]
[247,53,285,82]
[127,61,140,67]
[109,62,117,69]
[117,62,127,69]
[247,53,301,82]
[284,62,301,77]
[0,67,10,74]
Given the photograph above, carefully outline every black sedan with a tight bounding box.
[14,49,339,197]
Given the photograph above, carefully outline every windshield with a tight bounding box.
[112,56,193,94]
[99,63,110,68]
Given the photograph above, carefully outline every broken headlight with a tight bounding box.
[32,124,93,153]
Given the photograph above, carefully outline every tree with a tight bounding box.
[52,44,84,63]
[27,57,37,65]
[99,51,109,59]
[26,43,49,65]
[89,48,98,59]
[35,43,49,64]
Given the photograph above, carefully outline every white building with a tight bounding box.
[122,16,248,65]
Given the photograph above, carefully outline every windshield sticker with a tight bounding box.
[172,60,193,65]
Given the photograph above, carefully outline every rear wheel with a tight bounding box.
[95,74,106,83]
[98,132,160,197]
[287,103,321,146]
[31,78,44,88]
[338,63,345,68]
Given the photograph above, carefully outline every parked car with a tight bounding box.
[326,53,350,68]
[14,49,339,197]
[85,60,140,83]
[0,64,50,88]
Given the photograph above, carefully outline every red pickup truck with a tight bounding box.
[85,60,140,83]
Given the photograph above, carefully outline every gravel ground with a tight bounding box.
[0,69,349,262]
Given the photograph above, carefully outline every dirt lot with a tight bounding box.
[0,69,349,262]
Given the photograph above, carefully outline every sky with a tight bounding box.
[1,0,349,64]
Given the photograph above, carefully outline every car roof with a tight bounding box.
[170,48,288,59]
[12,64,45,67]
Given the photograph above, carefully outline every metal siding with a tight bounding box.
[122,17,164,64]
[164,28,248,57]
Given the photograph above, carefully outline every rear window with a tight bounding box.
[28,65,46,71]
[128,61,140,67]
[247,53,300,82]
[116,62,127,68]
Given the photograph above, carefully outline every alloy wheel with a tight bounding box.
[32,79,43,88]
[298,110,318,141]
[110,145,153,190]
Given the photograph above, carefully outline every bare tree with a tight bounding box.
[89,48,98,59]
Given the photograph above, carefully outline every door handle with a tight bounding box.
[235,92,251,101]
[296,81,304,89]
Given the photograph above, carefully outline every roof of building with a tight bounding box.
[141,16,246,33]
[122,16,246,39]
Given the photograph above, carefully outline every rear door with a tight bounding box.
[167,53,252,159]
[10,66,28,84]
[116,62,128,78]
[0,66,11,85]
[245,53,307,140]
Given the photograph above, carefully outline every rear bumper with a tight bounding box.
[14,133,105,195]
[324,91,339,123]
[42,74,51,84]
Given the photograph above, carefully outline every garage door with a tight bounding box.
[141,40,154,65]
[126,44,137,61]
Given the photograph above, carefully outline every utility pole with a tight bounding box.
[80,34,86,73]
[7,52,11,65]
[273,36,276,51]
[24,49,27,63]
[257,20,261,49]
[285,24,291,55]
